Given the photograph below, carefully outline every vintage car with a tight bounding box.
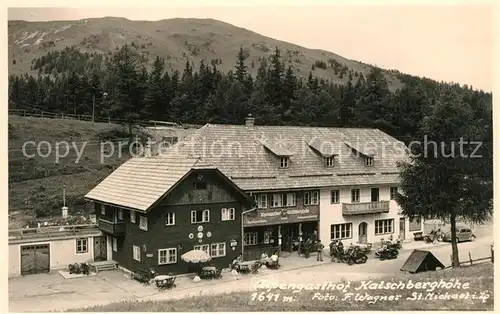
[441,226,476,243]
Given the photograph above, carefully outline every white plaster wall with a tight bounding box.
[319,185,422,246]
[8,236,96,278]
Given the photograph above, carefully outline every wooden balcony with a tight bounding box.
[342,201,390,216]
[97,218,125,236]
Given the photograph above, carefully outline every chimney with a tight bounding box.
[245,114,255,127]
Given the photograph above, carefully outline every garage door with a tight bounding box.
[20,244,50,275]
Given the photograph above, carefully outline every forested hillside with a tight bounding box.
[8,44,492,145]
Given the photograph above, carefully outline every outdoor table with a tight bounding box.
[237,261,255,273]
[154,275,176,289]
[200,266,217,279]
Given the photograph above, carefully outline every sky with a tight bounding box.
[7,3,495,91]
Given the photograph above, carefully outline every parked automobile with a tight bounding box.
[441,226,476,243]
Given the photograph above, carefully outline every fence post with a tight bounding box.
[468,252,473,265]
[491,245,494,263]
[108,117,111,124]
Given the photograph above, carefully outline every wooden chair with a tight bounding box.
[214,268,223,279]
[156,276,176,290]
[251,261,262,274]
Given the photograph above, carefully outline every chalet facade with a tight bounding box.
[86,115,421,271]
[85,155,252,275]
[171,115,422,255]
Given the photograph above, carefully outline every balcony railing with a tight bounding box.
[342,201,390,215]
[8,223,100,242]
[97,218,125,236]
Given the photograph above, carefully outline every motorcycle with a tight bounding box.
[375,246,399,260]
[80,262,90,275]
[68,263,81,274]
[342,247,368,265]
[330,244,368,265]
[424,229,444,243]
[68,262,90,275]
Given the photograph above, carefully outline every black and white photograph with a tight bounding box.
[6,2,494,312]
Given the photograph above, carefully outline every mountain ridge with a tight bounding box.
[8,17,404,91]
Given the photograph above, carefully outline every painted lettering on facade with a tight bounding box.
[243,206,319,226]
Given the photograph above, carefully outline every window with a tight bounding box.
[193,175,207,190]
[253,194,268,209]
[390,187,399,200]
[272,194,283,207]
[286,193,296,206]
[409,217,422,232]
[139,216,148,231]
[325,156,335,167]
[191,209,210,223]
[158,248,177,265]
[193,180,207,190]
[165,212,175,226]
[351,189,360,203]
[100,204,105,215]
[76,238,88,254]
[304,191,319,205]
[221,208,235,221]
[330,223,352,240]
[303,192,310,205]
[133,245,141,261]
[331,190,340,204]
[194,244,210,254]
[311,191,319,205]
[280,157,289,168]
[118,209,123,220]
[375,219,394,235]
[210,243,226,257]
[365,156,374,167]
[263,231,271,244]
[272,193,296,207]
[130,210,136,223]
[371,188,379,202]
[244,232,258,246]
[112,237,118,252]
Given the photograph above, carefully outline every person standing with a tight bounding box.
[316,240,324,261]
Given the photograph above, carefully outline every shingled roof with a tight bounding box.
[85,151,211,211]
[170,123,408,191]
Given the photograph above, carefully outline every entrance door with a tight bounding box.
[21,244,50,275]
[399,218,406,240]
[371,188,379,202]
[358,222,368,244]
[94,236,108,261]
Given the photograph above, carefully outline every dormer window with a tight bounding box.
[280,157,290,168]
[193,174,207,190]
[325,156,335,167]
[365,156,374,167]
